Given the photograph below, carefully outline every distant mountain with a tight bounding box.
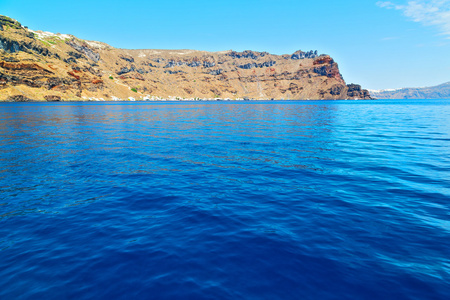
[0,15,373,101]
[370,82,450,99]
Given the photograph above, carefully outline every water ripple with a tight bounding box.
[0,100,449,299]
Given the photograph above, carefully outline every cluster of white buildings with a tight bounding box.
[81,95,252,102]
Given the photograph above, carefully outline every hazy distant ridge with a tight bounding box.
[370,82,450,99]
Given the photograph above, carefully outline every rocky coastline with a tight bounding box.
[0,15,373,101]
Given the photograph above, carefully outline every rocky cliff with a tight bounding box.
[0,15,373,101]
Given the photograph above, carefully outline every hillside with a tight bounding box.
[370,82,450,99]
[0,15,373,101]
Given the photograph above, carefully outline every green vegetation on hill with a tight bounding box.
[0,16,22,30]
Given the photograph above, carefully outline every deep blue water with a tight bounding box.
[1,100,449,299]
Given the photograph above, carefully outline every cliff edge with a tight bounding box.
[0,15,373,101]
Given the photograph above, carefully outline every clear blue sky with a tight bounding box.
[2,0,450,90]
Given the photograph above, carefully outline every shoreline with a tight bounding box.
[0,98,379,103]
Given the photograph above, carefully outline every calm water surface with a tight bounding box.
[0,100,449,299]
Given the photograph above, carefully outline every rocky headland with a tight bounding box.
[0,15,373,101]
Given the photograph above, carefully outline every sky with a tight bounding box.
[2,0,450,90]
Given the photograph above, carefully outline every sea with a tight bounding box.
[0,100,449,299]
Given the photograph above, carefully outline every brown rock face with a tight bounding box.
[346,84,373,100]
[0,61,52,73]
[0,15,373,101]
[330,84,345,95]
[7,95,30,101]
[44,95,61,101]
[312,56,345,84]
[313,56,333,65]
